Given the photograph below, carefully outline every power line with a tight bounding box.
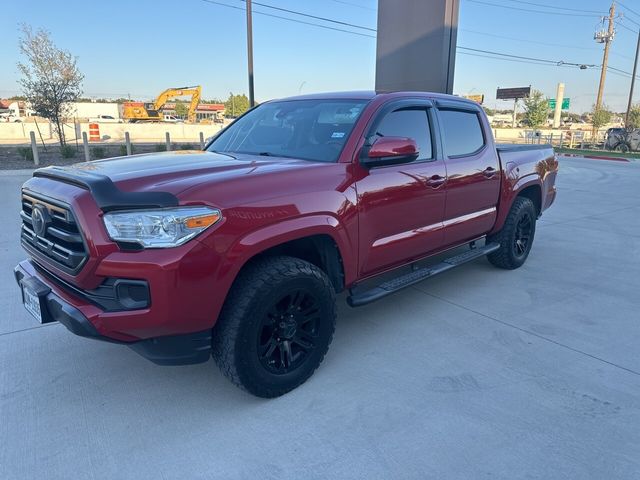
[620,13,640,27]
[200,0,375,38]
[618,1,640,20]
[618,21,639,35]
[201,0,610,73]
[465,0,602,17]
[609,65,640,79]
[458,51,571,67]
[461,28,598,51]
[500,0,602,15]
[239,0,376,32]
[458,46,597,68]
[459,27,632,62]
[327,0,376,11]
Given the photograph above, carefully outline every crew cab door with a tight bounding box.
[355,100,447,277]
[435,101,501,246]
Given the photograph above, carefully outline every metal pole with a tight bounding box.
[29,131,39,166]
[512,98,518,128]
[625,29,640,126]
[199,132,205,150]
[165,132,171,151]
[82,132,90,162]
[125,131,132,156]
[246,0,255,107]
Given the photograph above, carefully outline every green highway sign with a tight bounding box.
[548,98,570,110]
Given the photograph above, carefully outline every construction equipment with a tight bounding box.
[122,86,202,123]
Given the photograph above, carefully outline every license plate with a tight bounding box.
[22,285,43,322]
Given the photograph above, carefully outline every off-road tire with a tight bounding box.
[487,197,537,270]
[211,255,336,398]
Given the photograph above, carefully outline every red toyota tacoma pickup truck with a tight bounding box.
[15,91,558,397]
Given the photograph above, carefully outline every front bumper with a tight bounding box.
[14,262,212,365]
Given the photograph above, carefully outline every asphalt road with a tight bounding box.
[1,158,639,479]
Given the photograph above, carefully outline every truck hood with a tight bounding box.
[53,151,321,197]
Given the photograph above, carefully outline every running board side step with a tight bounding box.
[347,242,500,307]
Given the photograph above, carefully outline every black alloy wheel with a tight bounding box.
[258,289,321,374]
[487,196,537,270]
[513,212,533,258]
[211,256,336,398]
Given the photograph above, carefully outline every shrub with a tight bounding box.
[179,143,194,150]
[60,145,76,159]
[118,144,133,156]
[17,147,34,162]
[154,144,166,152]
[92,146,106,159]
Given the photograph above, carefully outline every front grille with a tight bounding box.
[20,193,88,274]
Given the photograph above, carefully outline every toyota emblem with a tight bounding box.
[31,205,49,237]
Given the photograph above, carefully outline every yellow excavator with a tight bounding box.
[122,85,202,123]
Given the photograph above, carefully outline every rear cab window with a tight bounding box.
[438,109,485,157]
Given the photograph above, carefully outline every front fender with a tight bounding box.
[196,214,357,328]
[229,214,355,281]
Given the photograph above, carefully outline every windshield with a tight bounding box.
[207,99,368,162]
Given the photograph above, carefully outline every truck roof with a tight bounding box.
[269,90,480,107]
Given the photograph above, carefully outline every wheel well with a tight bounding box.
[517,185,542,216]
[246,234,345,292]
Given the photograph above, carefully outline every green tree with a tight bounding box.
[591,104,612,131]
[625,104,640,129]
[174,101,189,118]
[224,93,250,117]
[17,24,83,147]
[522,90,550,130]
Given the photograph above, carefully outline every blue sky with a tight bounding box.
[0,0,637,112]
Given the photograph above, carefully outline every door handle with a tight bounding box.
[426,174,446,188]
[482,166,497,178]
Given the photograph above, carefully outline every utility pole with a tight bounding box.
[625,29,640,126]
[595,2,616,111]
[246,0,255,108]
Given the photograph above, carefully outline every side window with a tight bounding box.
[374,108,433,161]
[439,109,485,157]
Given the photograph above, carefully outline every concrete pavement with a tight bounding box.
[1,158,639,479]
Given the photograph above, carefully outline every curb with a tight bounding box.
[557,153,631,163]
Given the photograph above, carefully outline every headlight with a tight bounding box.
[103,206,222,248]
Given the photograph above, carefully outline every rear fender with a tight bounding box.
[490,175,541,234]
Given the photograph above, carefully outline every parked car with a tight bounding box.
[605,127,638,152]
[89,114,121,123]
[163,115,183,123]
[14,91,558,397]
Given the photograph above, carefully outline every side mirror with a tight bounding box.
[361,136,419,167]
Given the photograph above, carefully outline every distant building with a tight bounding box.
[67,102,120,120]
[5,101,33,118]
[161,102,225,121]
